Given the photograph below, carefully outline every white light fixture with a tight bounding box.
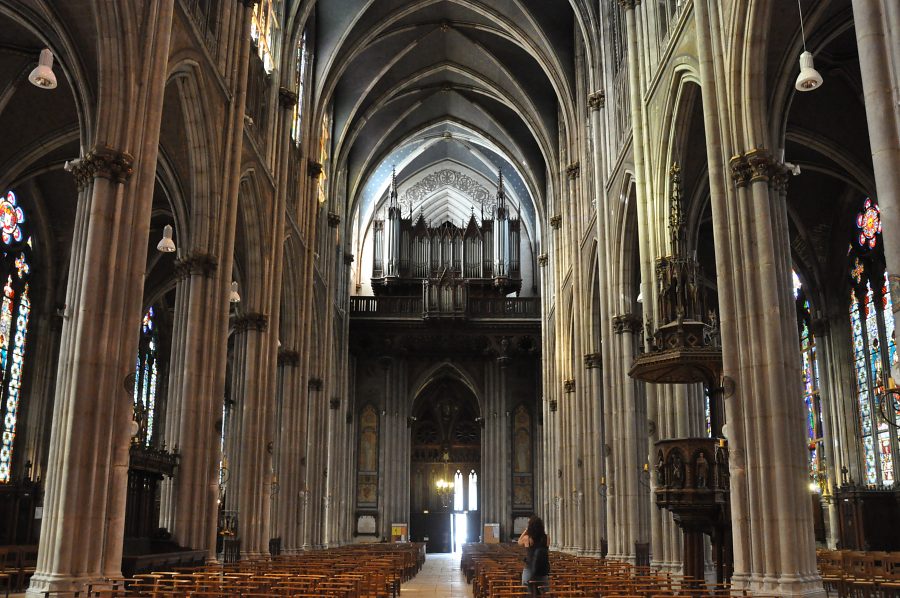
[156,224,176,253]
[795,1,823,92]
[28,48,57,89]
[808,481,820,493]
[230,281,241,303]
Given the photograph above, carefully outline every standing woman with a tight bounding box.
[518,515,550,595]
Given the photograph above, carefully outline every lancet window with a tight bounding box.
[292,29,309,145]
[848,198,898,486]
[133,307,160,447]
[0,191,32,484]
[468,470,478,511]
[251,0,281,73]
[453,470,464,512]
[793,271,825,488]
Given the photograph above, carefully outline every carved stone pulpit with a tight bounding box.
[629,164,731,583]
[654,438,730,584]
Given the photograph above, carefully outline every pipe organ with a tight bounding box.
[372,172,521,298]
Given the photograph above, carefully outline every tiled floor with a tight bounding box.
[400,552,474,597]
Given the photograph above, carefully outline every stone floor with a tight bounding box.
[400,552,474,597]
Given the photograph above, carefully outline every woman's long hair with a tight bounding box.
[526,515,547,547]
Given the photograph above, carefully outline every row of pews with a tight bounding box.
[461,543,785,597]
[818,549,900,597]
[0,544,37,595]
[9,543,425,597]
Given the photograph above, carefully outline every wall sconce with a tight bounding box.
[230,281,241,303]
[156,224,176,253]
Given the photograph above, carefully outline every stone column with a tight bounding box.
[165,255,220,552]
[588,87,613,559]
[808,319,840,549]
[304,376,325,548]
[28,3,174,593]
[197,0,255,562]
[607,314,648,563]
[561,377,577,552]
[582,352,603,556]
[710,146,822,596]
[233,313,273,558]
[20,315,62,482]
[274,349,302,552]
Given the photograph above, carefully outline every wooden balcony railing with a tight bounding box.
[349,295,539,319]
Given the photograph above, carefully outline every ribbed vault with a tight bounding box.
[312,0,585,250]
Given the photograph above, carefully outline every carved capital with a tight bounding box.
[343,253,355,265]
[617,0,636,9]
[327,212,341,227]
[234,312,268,332]
[329,397,341,410]
[278,87,298,108]
[563,378,576,393]
[538,253,549,267]
[745,148,774,183]
[566,162,580,180]
[549,399,558,412]
[307,160,323,178]
[308,377,323,391]
[729,155,751,188]
[772,162,791,194]
[174,252,218,279]
[584,352,602,369]
[613,313,642,334]
[588,90,606,111]
[550,215,562,229]
[68,145,135,190]
[277,349,301,367]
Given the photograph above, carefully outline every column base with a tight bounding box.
[735,573,825,598]
[27,573,103,597]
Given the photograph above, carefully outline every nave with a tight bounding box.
[2,1,900,598]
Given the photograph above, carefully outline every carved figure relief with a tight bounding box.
[669,450,685,489]
[695,451,709,489]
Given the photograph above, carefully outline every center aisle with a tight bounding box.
[401,552,474,597]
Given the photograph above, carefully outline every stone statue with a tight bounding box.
[696,451,709,489]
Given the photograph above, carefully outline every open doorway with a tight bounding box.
[408,377,481,553]
[452,512,468,553]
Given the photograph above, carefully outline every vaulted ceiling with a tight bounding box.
[312,0,587,240]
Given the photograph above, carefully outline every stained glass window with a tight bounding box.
[251,0,281,73]
[133,307,159,447]
[291,29,309,145]
[848,197,897,487]
[793,271,824,488]
[0,190,32,484]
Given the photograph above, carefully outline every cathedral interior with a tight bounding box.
[0,0,899,596]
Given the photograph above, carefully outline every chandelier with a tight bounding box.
[435,450,454,508]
